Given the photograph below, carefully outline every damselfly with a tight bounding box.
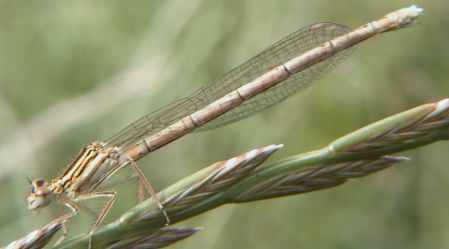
[25,5,421,245]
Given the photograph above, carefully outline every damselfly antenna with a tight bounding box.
[26,176,32,185]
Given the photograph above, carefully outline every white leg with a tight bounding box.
[75,191,117,249]
[126,157,170,225]
[53,200,80,246]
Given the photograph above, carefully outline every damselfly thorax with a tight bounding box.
[49,142,121,197]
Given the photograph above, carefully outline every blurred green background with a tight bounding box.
[0,1,448,248]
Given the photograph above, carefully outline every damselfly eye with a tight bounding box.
[35,179,45,187]
[31,186,36,193]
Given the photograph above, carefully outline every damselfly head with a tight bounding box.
[27,178,51,210]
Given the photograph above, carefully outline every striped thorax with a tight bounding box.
[26,141,120,211]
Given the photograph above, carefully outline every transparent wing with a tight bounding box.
[105,22,352,149]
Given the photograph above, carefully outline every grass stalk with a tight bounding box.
[52,98,449,249]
